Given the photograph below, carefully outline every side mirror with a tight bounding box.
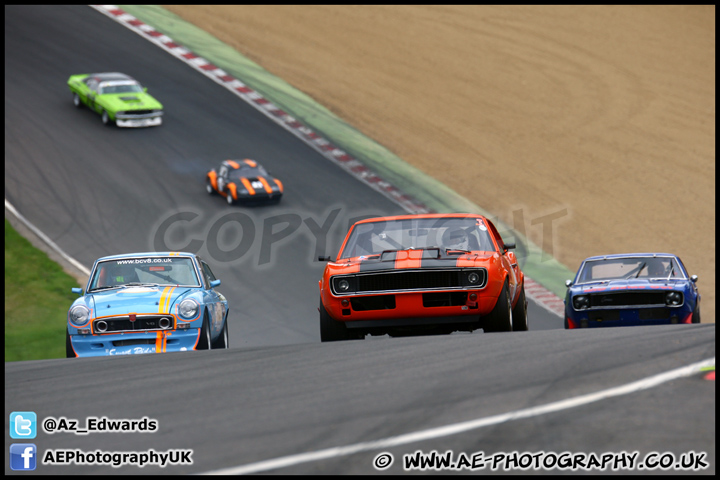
[691,275,698,283]
[210,279,221,288]
[143,87,148,93]
[72,287,83,295]
[565,279,573,288]
[318,256,333,262]
[503,242,516,251]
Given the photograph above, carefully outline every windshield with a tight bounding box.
[229,166,268,180]
[99,83,143,94]
[339,217,496,259]
[576,256,683,283]
[88,257,201,291]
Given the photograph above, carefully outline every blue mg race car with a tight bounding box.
[564,253,701,329]
[67,252,229,357]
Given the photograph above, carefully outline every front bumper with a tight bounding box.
[115,116,162,128]
[68,328,201,357]
[566,307,693,328]
[323,289,498,324]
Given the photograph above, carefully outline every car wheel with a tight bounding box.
[206,178,217,195]
[212,316,229,349]
[483,280,512,332]
[72,93,82,108]
[226,191,234,205]
[196,313,212,350]
[319,299,360,342]
[66,330,76,358]
[511,284,528,331]
[692,304,701,324]
[101,109,114,126]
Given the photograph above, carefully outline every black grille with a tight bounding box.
[94,315,174,333]
[589,292,667,308]
[356,270,485,293]
[359,271,457,291]
[124,109,155,115]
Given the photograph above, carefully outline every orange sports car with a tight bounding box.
[318,213,528,341]
[206,159,283,205]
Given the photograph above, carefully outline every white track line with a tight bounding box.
[202,356,714,474]
[5,199,90,276]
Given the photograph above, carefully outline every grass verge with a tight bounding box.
[5,219,80,361]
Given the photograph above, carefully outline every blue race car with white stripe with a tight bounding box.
[564,253,701,329]
[67,252,229,357]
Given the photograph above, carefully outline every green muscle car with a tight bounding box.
[67,72,164,127]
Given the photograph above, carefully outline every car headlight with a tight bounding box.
[337,279,350,292]
[665,291,683,306]
[460,269,485,287]
[332,276,355,294]
[178,299,199,319]
[573,295,590,310]
[69,305,90,326]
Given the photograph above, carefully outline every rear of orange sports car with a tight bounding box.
[318,213,527,340]
[206,159,283,205]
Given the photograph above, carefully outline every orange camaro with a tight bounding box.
[318,213,528,341]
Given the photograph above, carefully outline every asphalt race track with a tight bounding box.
[4,6,715,475]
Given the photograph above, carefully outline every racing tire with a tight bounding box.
[72,93,82,108]
[101,109,114,126]
[319,299,360,342]
[511,284,528,331]
[226,191,234,205]
[483,280,513,332]
[66,330,77,358]
[206,178,217,195]
[196,313,212,350]
[212,316,229,349]
[692,304,701,324]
